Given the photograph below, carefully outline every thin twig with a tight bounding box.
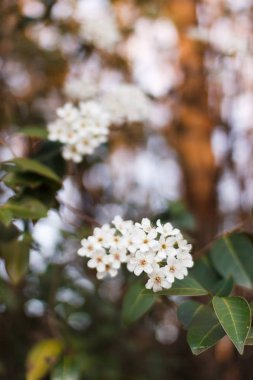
[195,215,252,259]
[59,199,101,227]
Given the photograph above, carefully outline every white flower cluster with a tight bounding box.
[63,77,99,101]
[47,102,110,163]
[102,84,150,125]
[78,5,121,52]
[78,216,193,292]
[48,83,150,162]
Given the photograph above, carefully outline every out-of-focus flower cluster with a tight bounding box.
[48,83,150,162]
[78,217,193,292]
[75,1,121,52]
[102,84,150,125]
[47,102,110,163]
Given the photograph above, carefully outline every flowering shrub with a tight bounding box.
[78,217,193,292]
[1,0,253,378]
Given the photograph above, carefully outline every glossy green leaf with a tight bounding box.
[177,300,202,329]
[0,278,18,310]
[187,305,225,355]
[0,208,12,226]
[3,158,61,183]
[3,172,43,190]
[245,328,253,345]
[142,274,208,296]
[20,127,48,139]
[1,235,31,284]
[212,296,251,354]
[210,233,253,288]
[191,255,221,289]
[3,197,47,220]
[26,339,64,380]
[122,282,156,324]
[210,277,234,297]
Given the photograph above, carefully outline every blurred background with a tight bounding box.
[0,0,253,379]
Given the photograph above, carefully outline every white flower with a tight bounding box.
[156,220,180,236]
[102,84,150,125]
[145,264,172,292]
[109,247,127,268]
[62,145,83,163]
[47,101,110,162]
[123,230,139,253]
[128,251,154,276]
[78,217,193,291]
[164,257,188,282]
[47,120,67,142]
[96,258,118,279]
[108,234,127,251]
[87,249,107,272]
[132,228,158,253]
[177,252,194,268]
[77,4,120,52]
[78,236,97,258]
[64,77,99,101]
[56,103,79,122]
[157,235,178,260]
[112,215,134,234]
[92,224,115,248]
[177,239,192,253]
[135,218,153,232]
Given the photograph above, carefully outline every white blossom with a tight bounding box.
[87,249,107,272]
[156,219,180,236]
[47,101,110,162]
[132,228,158,253]
[77,4,121,52]
[64,77,99,101]
[164,257,188,282]
[109,247,128,268]
[102,84,150,125]
[97,261,118,279]
[78,216,193,290]
[128,251,155,276]
[145,264,172,293]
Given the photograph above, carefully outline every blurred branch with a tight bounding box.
[195,215,253,259]
[59,199,101,227]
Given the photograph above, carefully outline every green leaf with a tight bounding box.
[187,305,225,355]
[51,357,80,380]
[3,158,61,183]
[3,172,43,190]
[210,233,253,288]
[26,339,64,380]
[0,208,12,226]
[210,277,234,297]
[1,235,31,284]
[142,274,208,296]
[245,328,253,345]
[19,127,48,139]
[0,222,20,242]
[122,282,156,324]
[191,255,222,289]
[2,197,48,220]
[177,300,202,329]
[212,296,251,354]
